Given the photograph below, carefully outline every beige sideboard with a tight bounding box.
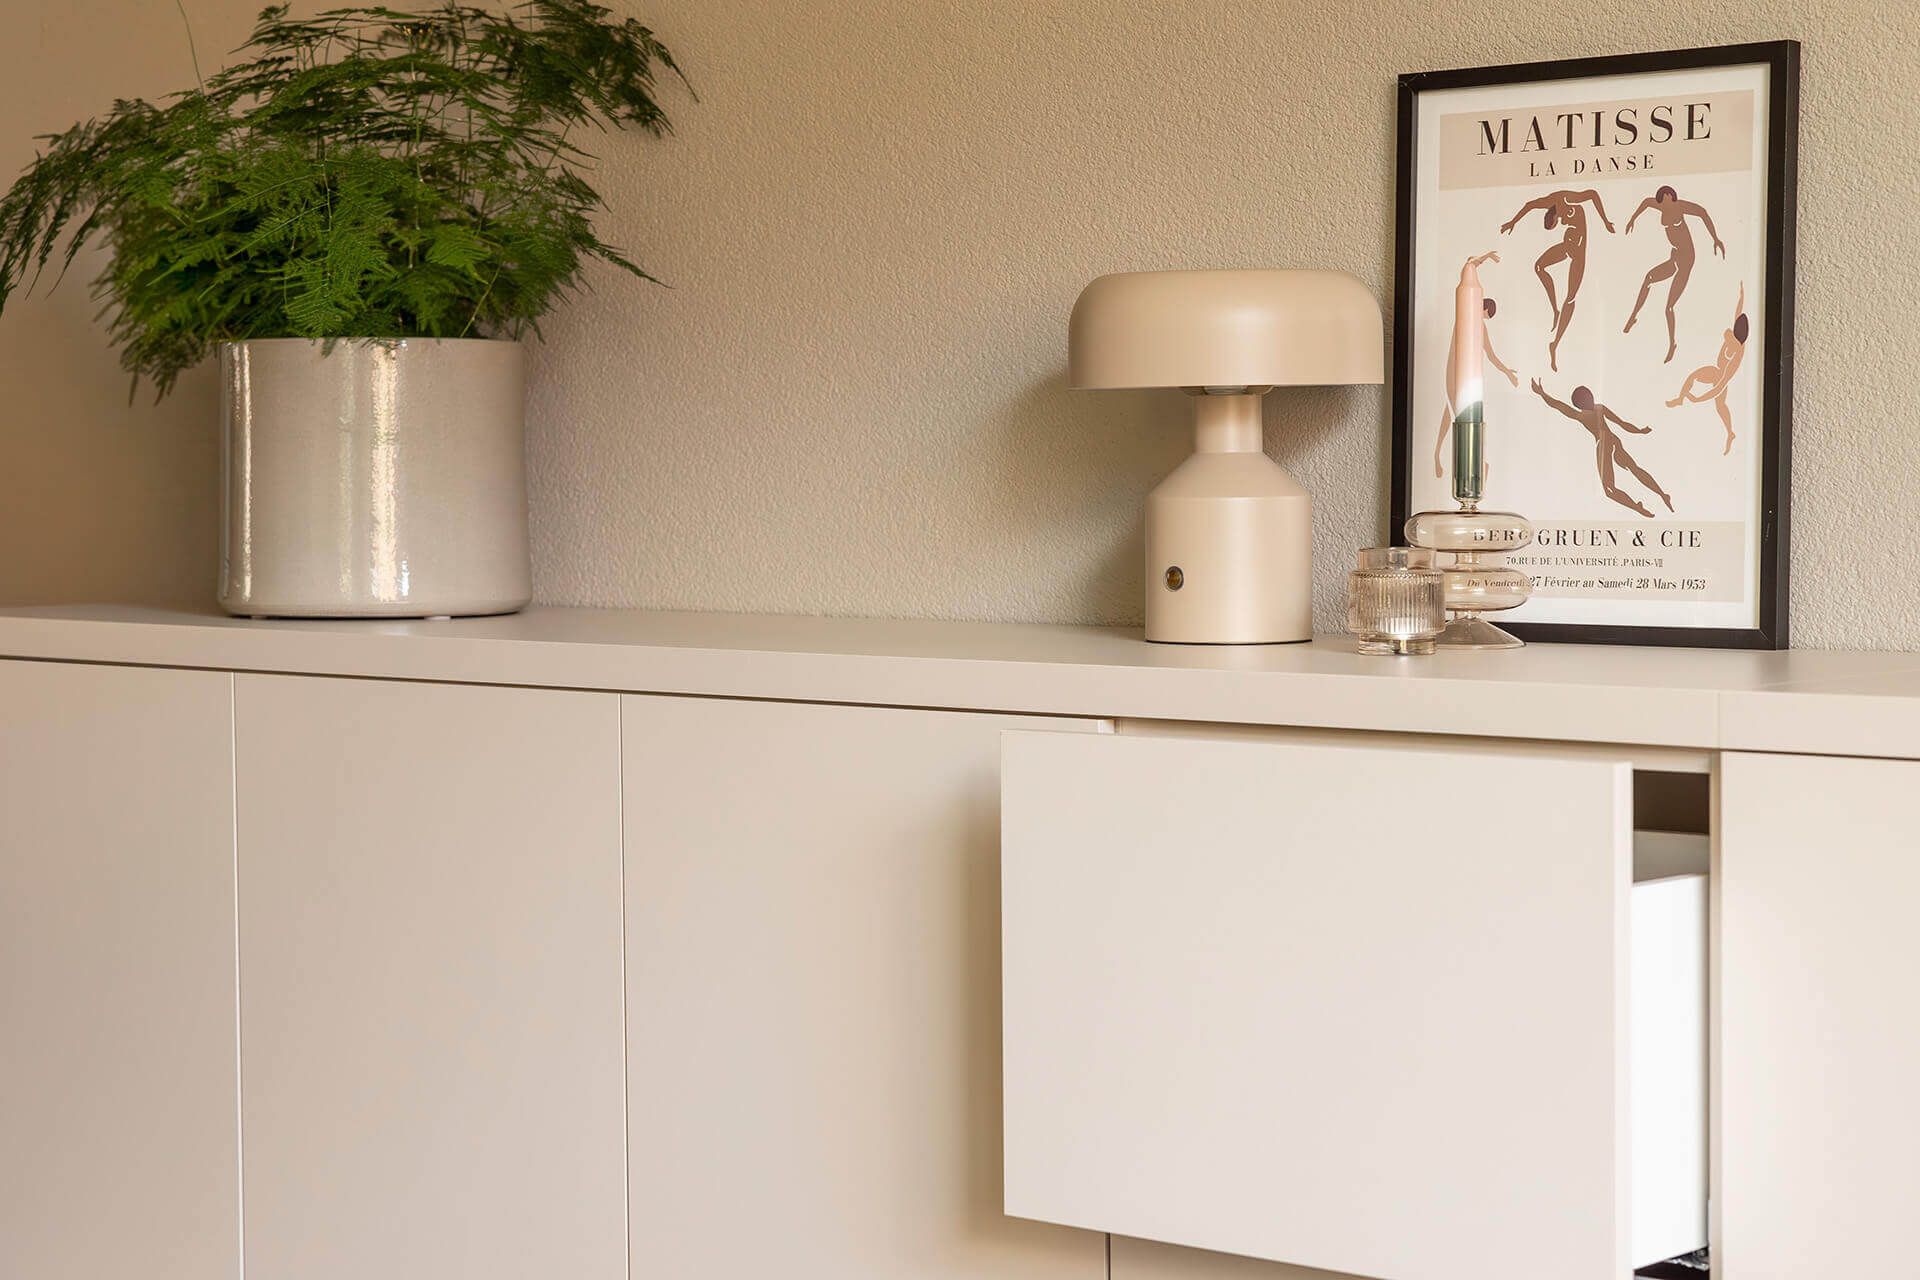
[3,605,1917,1280]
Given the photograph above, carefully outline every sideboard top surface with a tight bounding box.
[2,604,1916,757]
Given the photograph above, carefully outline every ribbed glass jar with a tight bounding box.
[1346,546,1446,656]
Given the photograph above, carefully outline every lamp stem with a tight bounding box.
[1192,392,1265,454]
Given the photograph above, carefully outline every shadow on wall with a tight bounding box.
[1264,381,1367,624]
[0,242,222,609]
[1264,382,1348,472]
[982,373,1192,629]
[983,372,1361,631]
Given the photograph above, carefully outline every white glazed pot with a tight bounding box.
[218,338,531,617]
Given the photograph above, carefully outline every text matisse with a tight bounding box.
[1436,90,1754,191]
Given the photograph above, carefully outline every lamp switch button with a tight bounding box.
[1164,566,1184,591]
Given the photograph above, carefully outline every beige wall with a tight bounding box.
[2,0,1912,647]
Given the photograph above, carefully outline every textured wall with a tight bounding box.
[2,0,1913,646]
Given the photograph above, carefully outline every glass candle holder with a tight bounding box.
[1404,382,1535,649]
[1404,506,1534,650]
[1346,546,1446,655]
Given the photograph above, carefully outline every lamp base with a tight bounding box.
[1144,450,1312,645]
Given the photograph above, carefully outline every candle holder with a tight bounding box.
[1347,546,1447,655]
[1404,504,1533,650]
[1406,257,1534,650]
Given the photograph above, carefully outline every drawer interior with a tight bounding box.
[1634,769,1709,836]
[1631,771,1711,1277]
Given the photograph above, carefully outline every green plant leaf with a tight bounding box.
[0,0,688,396]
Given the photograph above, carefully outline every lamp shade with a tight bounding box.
[1068,269,1384,390]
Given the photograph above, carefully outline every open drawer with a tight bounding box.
[1001,729,1706,1280]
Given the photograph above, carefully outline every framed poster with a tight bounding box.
[1392,42,1798,648]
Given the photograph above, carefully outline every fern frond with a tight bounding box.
[0,0,688,395]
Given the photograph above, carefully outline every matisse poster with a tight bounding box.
[1392,45,1798,647]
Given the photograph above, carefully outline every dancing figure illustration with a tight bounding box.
[1530,378,1674,518]
[1500,188,1614,373]
[1623,185,1725,363]
[1434,251,1519,479]
[1667,283,1749,455]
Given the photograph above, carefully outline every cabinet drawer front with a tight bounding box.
[1002,730,1634,1280]
[234,674,626,1280]
[623,696,1108,1280]
[1719,752,1920,1278]
[0,661,240,1280]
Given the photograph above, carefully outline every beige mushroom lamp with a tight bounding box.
[1070,269,1384,644]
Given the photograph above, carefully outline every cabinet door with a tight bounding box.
[234,674,625,1280]
[1719,752,1920,1278]
[1004,729,1635,1280]
[622,695,1109,1280]
[0,661,240,1280]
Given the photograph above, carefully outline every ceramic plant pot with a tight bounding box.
[218,338,531,617]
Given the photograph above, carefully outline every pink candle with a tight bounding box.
[1449,258,1483,412]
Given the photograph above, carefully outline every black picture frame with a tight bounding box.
[1391,41,1799,649]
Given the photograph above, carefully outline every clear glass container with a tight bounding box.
[1435,555,1532,612]
[1404,504,1536,650]
[1402,508,1534,554]
[1346,546,1446,656]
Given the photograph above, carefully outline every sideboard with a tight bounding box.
[3,605,1916,1280]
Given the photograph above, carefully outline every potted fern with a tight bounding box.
[0,0,686,616]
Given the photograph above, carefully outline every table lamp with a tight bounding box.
[1070,269,1383,644]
